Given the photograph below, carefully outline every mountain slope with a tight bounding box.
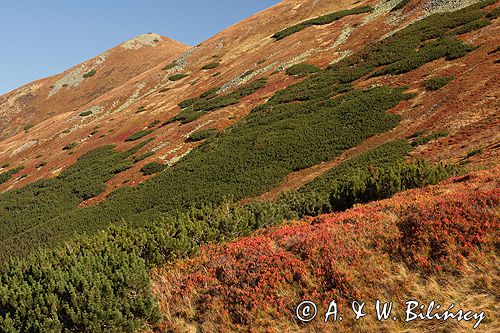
[0,0,498,332]
[151,167,499,332]
[0,0,498,259]
[0,34,189,140]
[0,0,497,197]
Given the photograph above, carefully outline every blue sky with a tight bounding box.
[0,1,280,95]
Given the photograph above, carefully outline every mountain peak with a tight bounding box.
[121,33,166,50]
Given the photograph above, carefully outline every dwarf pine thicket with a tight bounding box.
[0,148,462,331]
[133,150,155,162]
[0,0,493,262]
[271,5,373,40]
[0,2,496,331]
[201,62,220,70]
[169,78,267,124]
[410,130,450,146]
[391,0,411,12]
[423,76,455,90]
[186,128,217,142]
[285,63,320,76]
[13,86,406,255]
[140,162,167,175]
[82,68,96,78]
[280,150,461,216]
[168,73,189,81]
[0,143,151,262]
[125,129,155,142]
[161,61,177,70]
[79,110,93,117]
[0,166,24,185]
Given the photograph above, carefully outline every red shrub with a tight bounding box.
[392,189,499,273]
[156,169,499,330]
[188,237,309,324]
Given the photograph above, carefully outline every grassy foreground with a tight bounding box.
[150,167,499,332]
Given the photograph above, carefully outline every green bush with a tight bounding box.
[169,73,189,81]
[164,108,206,124]
[486,7,500,19]
[278,140,410,215]
[186,129,217,142]
[411,131,449,146]
[0,144,146,261]
[170,79,268,124]
[79,110,92,117]
[0,166,24,185]
[125,129,154,142]
[275,139,462,216]
[0,230,161,332]
[63,142,78,150]
[451,18,491,34]
[82,69,96,78]
[162,61,177,70]
[192,79,267,112]
[241,70,254,78]
[200,86,221,99]
[391,0,411,12]
[136,106,147,113]
[140,162,167,175]
[466,147,483,158]
[327,160,460,210]
[148,120,160,128]
[408,129,427,138]
[133,151,155,162]
[23,124,34,131]
[371,38,476,76]
[178,97,202,109]
[423,76,454,90]
[201,62,220,70]
[285,63,320,76]
[344,5,493,79]
[281,156,461,215]
[272,6,372,40]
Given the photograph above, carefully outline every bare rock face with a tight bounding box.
[427,0,479,11]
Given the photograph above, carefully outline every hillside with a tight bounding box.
[1,0,498,197]
[0,34,188,140]
[151,166,499,332]
[0,0,498,332]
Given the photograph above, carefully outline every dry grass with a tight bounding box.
[149,167,500,332]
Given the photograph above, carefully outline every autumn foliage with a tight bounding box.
[392,188,499,273]
[152,168,499,331]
